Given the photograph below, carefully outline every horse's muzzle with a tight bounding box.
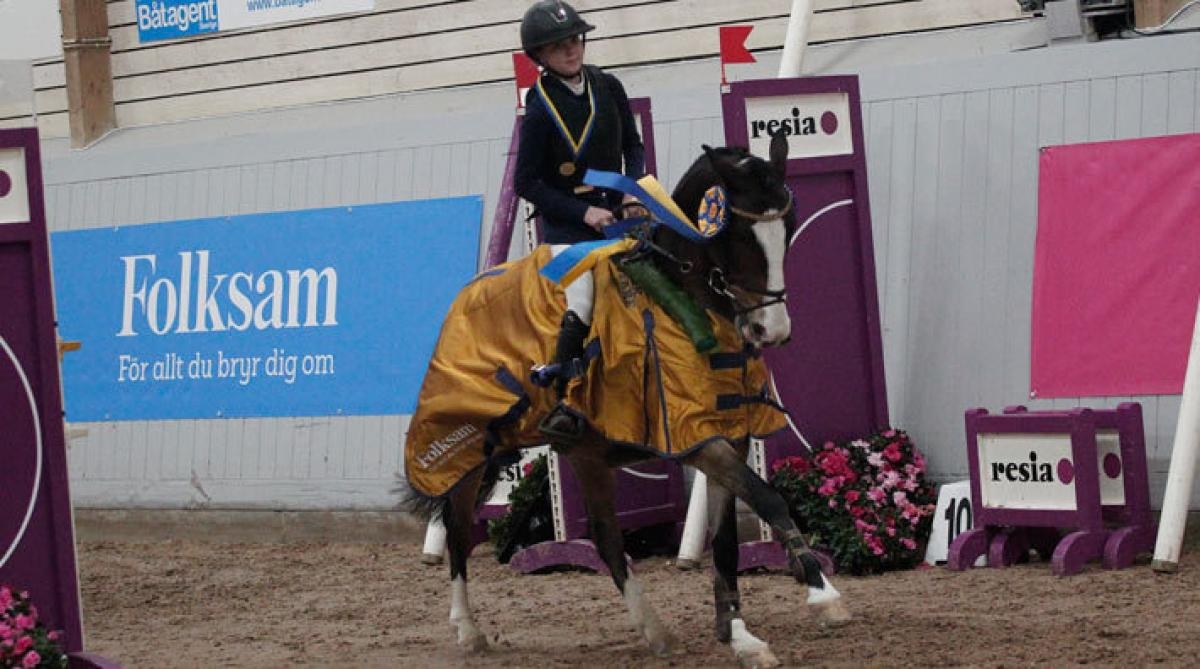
[739,313,791,348]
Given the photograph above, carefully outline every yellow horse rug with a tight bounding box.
[405,244,787,498]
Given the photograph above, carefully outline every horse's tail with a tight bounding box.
[392,472,447,522]
[392,460,501,521]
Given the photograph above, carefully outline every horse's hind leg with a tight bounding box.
[684,440,851,627]
[562,444,677,657]
[708,479,780,668]
[443,467,488,653]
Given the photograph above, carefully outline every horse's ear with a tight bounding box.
[702,145,738,184]
[769,132,788,177]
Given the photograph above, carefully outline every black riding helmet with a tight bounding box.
[520,0,595,60]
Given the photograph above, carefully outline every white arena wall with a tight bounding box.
[37,24,1200,509]
[3,0,1028,136]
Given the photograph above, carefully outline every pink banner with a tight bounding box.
[1031,133,1200,398]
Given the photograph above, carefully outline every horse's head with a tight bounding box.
[664,133,794,348]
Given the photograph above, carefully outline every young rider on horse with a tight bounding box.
[514,0,646,440]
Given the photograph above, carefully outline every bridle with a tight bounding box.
[727,187,793,222]
[707,267,787,316]
[705,187,793,316]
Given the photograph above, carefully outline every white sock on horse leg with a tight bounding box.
[729,619,771,655]
[622,575,648,627]
[806,572,842,605]
[450,575,471,623]
[450,575,487,650]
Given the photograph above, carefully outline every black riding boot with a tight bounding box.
[538,310,591,442]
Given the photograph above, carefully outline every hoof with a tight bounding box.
[648,633,678,658]
[456,624,489,654]
[812,597,852,628]
[729,619,777,668]
[675,557,702,571]
[420,552,443,566]
[735,646,780,669]
[643,620,679,657]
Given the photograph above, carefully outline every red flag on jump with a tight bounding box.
[512,51,540,107]
[718,25,755,85]
[719,25,756,64]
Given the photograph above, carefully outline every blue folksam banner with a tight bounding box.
[134,0,374,43]
[51,197,481,421]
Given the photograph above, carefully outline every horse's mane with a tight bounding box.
[670,146,753,218]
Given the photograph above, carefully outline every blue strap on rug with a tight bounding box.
[540,238,627,284]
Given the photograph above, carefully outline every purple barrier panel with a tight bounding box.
[722,76,889,458]
[949,403,1156,576]
[628,98,658,177]
[0,128,116,664]
[510,539,633,575]
[559,458,687,541]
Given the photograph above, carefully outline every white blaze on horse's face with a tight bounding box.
[745,215,791,346]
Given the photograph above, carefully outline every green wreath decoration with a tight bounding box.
[488,455,553,563]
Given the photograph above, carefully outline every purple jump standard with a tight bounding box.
[0,128,119,667]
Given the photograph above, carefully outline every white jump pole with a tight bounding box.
[778,0,814,78]
[1151,297,1200,573]
[676,0,815,569]
[421,515,447,565]
[675,470,709,568]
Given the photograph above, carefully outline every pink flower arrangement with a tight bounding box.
[0,586,67,669]
[769,428,937,574]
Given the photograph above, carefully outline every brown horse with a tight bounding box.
[402,133,850,668]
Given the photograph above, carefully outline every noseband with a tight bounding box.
[727,187,793,223]
[707,267,786,316]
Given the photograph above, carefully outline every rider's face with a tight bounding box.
[537,34,585,79]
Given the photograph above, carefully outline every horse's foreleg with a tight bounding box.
[708,479,780,668]
[562,445,677,657]
[443,469,488,653]
[684,440,851,628]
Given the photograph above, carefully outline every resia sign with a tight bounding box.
[743,92,852,160]
[977,430,1126,511]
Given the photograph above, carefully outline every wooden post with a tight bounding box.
[59,0,115,148]
[1133,0,1192,28]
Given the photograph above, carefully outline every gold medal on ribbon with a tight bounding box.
[535,73,597,169]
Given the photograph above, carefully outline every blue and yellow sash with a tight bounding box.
[582,170,729,243]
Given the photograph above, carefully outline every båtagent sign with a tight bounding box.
[134,0,374,43]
